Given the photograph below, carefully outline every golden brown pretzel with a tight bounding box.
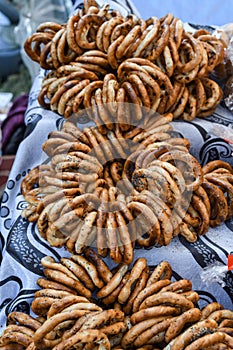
[184,332,230,350]
[130,305,180,325]
[158,150,203,192]
[132,279,171,313]
[139,291,194,312]
[165,308,202,343]
[52,329,111,350]
[96,264,128,299]
[146,261,172,287]
[202,180,228,227]
[165,318,218,350]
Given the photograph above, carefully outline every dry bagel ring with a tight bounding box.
[76,14,104,49]
[202,180,228,226]
[132,279,171,313]
[96,264,128,299]
[176,32,203,73]
[0,331,33,348]
[202,160,233,175]
[200,302,224,320]
[24,32,54,63]
[146,261,172,287]
[84,248,113,283]
[127,201,161,246]
[130,305,180,325]
[139,291,194,312]
[121,316,167,347]
[115,25,141,60]
[133,17,160,57]
[184,332,228,350]
[80,308,124,331]
[118,258,147,304]
[60,257,95,290]
[114,211,134,265]
[7,312,41,331]
[70,254,104,288]
[66,13,83,54]
[159,150,203,192]
[165,308,201,343]
[134,318,171,347]
[132,192,173,246]
[165,318,218,350]
[48,329,110,350]
[43,268,92,298]
[123,266,150,315]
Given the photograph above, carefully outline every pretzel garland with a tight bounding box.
[24,0,225,123]
[1,251,233,349]
[20,119,233,264]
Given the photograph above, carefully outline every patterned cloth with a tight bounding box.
[0,0,233,331]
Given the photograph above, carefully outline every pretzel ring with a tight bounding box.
[66,13,83,55]
[165,308,202,343]
[184,332,227,350]
[84,248,113,283]
[146,15,171,60]
[166,318,218,350]
[117,258,147,304]
[135,318,171,347]
[146,261,172,287]
[116,25,141,60]
[52,329,110,350]
[202,160,233,175]
[207,309,233,323]
[202,180,228,226]
[176,32,203,73]
[7,312,41,331]
[60,257,95,290]
[200,77,223,111]
[70,254,104,288]
[123,266,150,315]
[127,201,161,246]
[132,279,171,313]
[200,302,224,320]
[161,279,193,294]
[122,316,166,347]
[139,291,194,312]
[76,14,104,49]
[96,264,128,299]
[80,309,124,331]
[43,268,92,298]
[130,306,180,326]
[106,212,122,264]
[36,278,76,294]
[159,150,203,191]
[0,331,33,348]
[24,32,54,63]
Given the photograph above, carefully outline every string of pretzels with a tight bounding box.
[1,252,233,349]
[24,0,225,123]
[20,120,233,264]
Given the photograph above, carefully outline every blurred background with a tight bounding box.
[133,0,233,26]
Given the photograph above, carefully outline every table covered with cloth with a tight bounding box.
[0,0,233,331]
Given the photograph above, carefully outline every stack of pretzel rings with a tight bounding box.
[1,250,233,349]
[20,117,233,265]
[24,0,225,125]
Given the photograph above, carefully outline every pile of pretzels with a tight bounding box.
[24,0,225,124]
[1,250,233,349]
[20,118,233,265]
